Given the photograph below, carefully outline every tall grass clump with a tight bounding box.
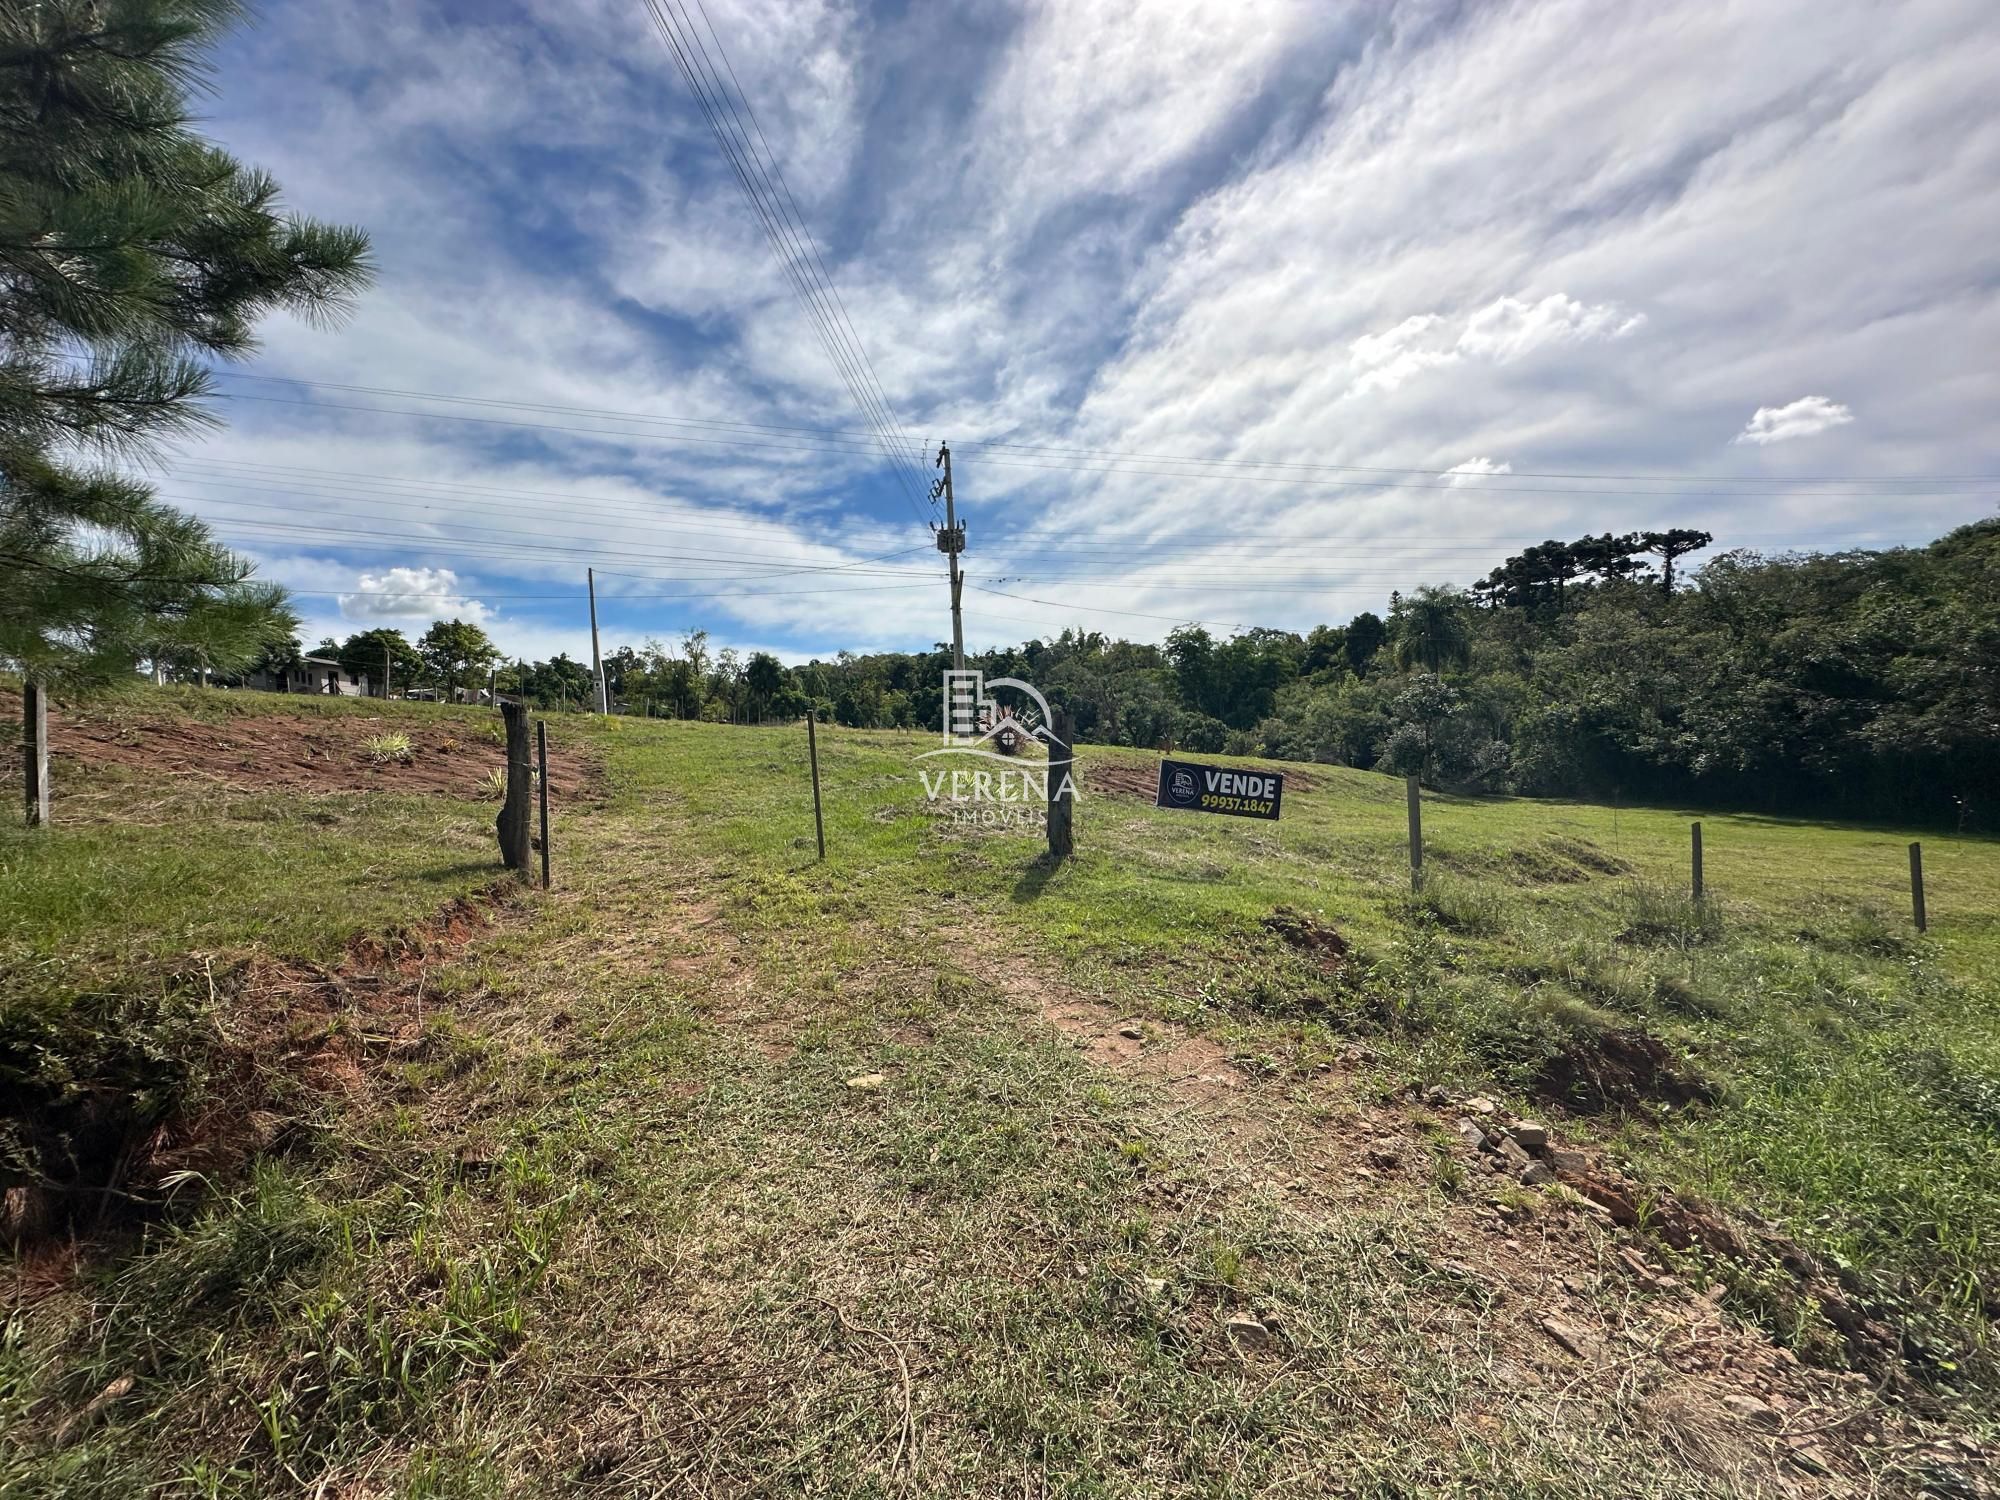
[1619,881,1723,949]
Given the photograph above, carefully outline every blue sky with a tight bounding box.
[161,0,2000,665]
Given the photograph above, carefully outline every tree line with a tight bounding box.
[254,521,1998,828]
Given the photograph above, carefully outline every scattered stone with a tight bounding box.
[1456,1117,1490,1152]
[1118,1024,1144,1040]
[1425,1086,1449,1106]
[1616,1247,1660,1287]
[1520,1161,1554,1186]
[1498,1136,1534,1173]
[1538,1316,1588,1358]
[1224,1314,1274,1352]
[844,1073,887,1091]
[1722,1394,1780,1430]
[1512,1121,1550,1150]
[1783,1441,1833,1476]
[1569,1174,1639,1225]
[1366,1139,1402,1170]
[1548,1149,1588,1173]
[1139,1277,1168,1299]
[1466,1096,1498,1116]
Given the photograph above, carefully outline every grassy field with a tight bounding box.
[3,688,1997,1496]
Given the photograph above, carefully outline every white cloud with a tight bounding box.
[1454,294,1645,363]
[177,0,2000,654]
[340,567,491,624]
[1443,458,1514,485]
[1347,314,1457,395]
[1733,395,1856,445]
[1341,294,1642,399]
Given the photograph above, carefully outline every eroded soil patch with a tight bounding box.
[1,884,526,1254]
[28,695,600,801]
[1533,1026,1715,1115]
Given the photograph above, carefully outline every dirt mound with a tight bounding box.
[29,696,599,801]
[1533,1027,1714,1114]
[1502,836,1633,884]
[1260,906,1351,970]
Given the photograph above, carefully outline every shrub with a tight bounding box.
[365,732,412,764]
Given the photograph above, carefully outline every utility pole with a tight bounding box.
[587,567,608,714]
[934,442,966,672]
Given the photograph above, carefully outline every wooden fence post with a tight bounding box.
[1691,821,1704,901]
[496,700,532,876]
[1047,709,1075,861]
[1909,841,1926,933]
[807,711,826,861]
[536,718,552,890]
[22,681,50,828]
[1406,775,1422,891]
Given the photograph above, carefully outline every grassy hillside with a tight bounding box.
[3,689,1996,1496]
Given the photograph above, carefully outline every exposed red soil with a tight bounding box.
[14,693,600,801]
[1260,905,1352,970]
[2,884,526,1259]
[1534,1026,1716,1114]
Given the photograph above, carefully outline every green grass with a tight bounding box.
[4,692,1999,1495]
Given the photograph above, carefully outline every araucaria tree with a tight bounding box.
[0,2,371,714]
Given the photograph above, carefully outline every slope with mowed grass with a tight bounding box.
[3,690,1997,1496]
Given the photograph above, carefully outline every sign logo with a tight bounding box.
[934,668,1057,757]
[916,670,1077,827]
[1154,757,1283,821]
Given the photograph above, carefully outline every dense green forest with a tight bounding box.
[270,521,1998,828]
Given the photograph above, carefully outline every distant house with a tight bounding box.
[247,654,372,696]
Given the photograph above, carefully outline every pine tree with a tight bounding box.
[1,1,371,706]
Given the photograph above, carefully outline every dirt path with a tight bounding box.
[980,925,1976,1497]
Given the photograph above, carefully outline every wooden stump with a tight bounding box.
[496,700,532,876]
[23,681,49,828]
[1047,709,1075,861]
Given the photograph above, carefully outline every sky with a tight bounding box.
[162,0,2000,667]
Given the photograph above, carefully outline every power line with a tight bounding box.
[168,452,1931,561]
[950,437,2000,486]
[208,388,2000,506]
[686,0,930,501]
[968,583,1250,631]
[167,503,939,578]
[206,374,2000,488]
[165,467,924,558]
[289,580,939,603]
[209,373,908,453]
[636,0,930,522]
